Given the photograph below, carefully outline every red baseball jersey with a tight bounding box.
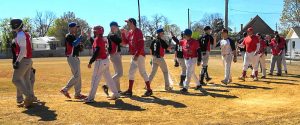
[93,37,108,59]
[15,31,32,58]
[258,39,267,53]
[180,38,200,59]
[121,28,145,57]
[270,37,286,56]
[243,35,259,53]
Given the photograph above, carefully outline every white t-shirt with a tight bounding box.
[219,39,232,55]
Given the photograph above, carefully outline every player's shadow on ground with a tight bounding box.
[260,80,298,85]
[157,89,237,99]
[85,99,145,111]
[264,77,299,82]
[284,74,300,79]
[210,82,273,90]
[129,95,187,108]
[22,102,57,121]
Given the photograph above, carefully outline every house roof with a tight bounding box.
[286,27,300,39]
[239,15,274,35]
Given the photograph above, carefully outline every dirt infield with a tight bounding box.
[0,55,299,125]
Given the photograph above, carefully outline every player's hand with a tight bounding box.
[88,64,92,68]
[167,46,172,51]
[233,56,237,63]
[213,33,218,38]
[13,61,19,69]
[121,29,127,34]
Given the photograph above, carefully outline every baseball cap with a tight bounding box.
[204,26,212,31]
[68,22,79,28]
[184,29,192,36]
[247,27,253,32]
[110,21,120,27]
[125,18,137,26]
[156,28,164,34]
[10,19,23,30]
[221,28,228,34]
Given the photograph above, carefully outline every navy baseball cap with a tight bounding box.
[156,28,164,34]
[110,21,120,27]
[125,18,137,26]
[184,29,192,36]
[204,26,212,31]
[68,22,79,28]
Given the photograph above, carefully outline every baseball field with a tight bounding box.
[0,55,300,125]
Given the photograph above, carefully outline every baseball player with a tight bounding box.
[254,33,267,78]
[179,29,202,93]
[214,29,237,84]
[238,27,260,81]
[88,30,109,96]
[269,31,286,76]
[171,31,186,88]
[149,28,172,91]
[11,32,37,104]
[60,22,87,100]
[198,26,216,85]
[107,21,123,93]
[238,32,247,61]
[120,18,152,97]
[10,19,36,107]
[84,26,120,103]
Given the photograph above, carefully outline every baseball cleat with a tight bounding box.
[276,73,282,76]
[60,89,71,99]
[250,75,255,78]
[261,76,266,79]
[83,98,95,103]
[180,88,188,94]
[165,86,173,91]
[142,90,153,97]
[121,90,133,97]
[238,76,245,81]
[200,81,207,86]
[253,77,258,81]
[221,80,229,85]
[23,97,34,108]
[194,85,202,90]
[206,77,212,82]
[102,85,109,97]
[268,73,273,76]
[74,94,87,100]
[285,71,288,74]
[109,94,120,100]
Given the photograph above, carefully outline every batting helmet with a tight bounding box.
[93,26,104,35]
[10,19,23,30]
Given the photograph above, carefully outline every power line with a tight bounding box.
[230,8,281,15]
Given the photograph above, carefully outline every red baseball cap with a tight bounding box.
[247,27,253,32]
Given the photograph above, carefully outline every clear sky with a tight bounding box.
[0,0,283,35]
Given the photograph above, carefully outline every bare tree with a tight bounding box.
[200,13,222,27]
[34,11,56,37]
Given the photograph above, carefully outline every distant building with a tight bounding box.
[32,36,59,50]
[286,27,300,59]
[239,15,274,36]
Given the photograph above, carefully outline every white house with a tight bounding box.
[31,36,58,50]
[286,27,300,59]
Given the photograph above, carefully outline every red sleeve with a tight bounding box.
[134,29,144,57]
[279,38,286,49]
[121,32,129,44]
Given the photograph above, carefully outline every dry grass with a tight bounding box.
[0,55,300,125]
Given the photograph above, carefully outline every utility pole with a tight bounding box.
[138,0,141,28]
[188,8,191,29]
[225,0,229,29]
